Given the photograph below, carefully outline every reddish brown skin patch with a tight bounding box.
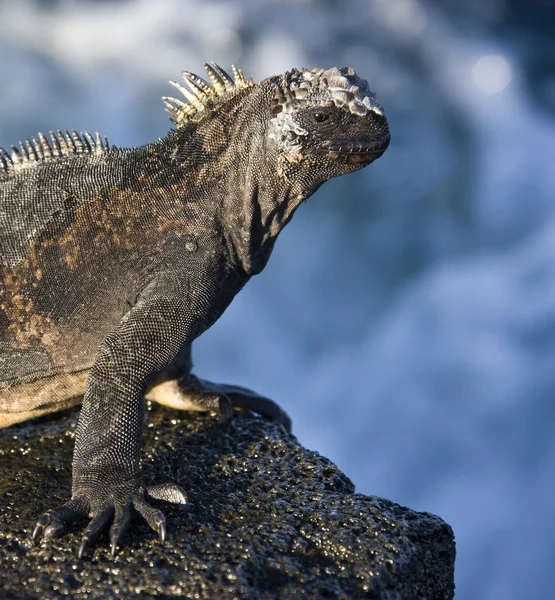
[0,153,220,376]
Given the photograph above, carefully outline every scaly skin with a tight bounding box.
[0,64,389,556]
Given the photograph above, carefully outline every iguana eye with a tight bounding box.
[313,111,329,123]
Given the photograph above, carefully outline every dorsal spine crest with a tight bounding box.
[0,130,109,175]
[163,62,254,128]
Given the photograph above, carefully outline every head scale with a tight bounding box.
[268,66,390,176]
[277,66,384,117]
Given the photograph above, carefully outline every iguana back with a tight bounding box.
[0,139,216,423]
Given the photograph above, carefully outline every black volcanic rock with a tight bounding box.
[0,404,455,599]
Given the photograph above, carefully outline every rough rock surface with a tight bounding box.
[0,403,455,599]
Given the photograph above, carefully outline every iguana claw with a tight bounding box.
[32,482,187,557]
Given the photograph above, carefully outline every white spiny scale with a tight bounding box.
[169,81,199,108]
[71,130,84,153]
[163,96,186,110]
[163,103,177,118]
[180,76,205,104]
[203,63,226,95]
[38,132,52,158]
[82,131,94,151]
[49,131,62,157]
[232,65,248,88]
[166,99,195,126]
[0,148,10,169]
[19,142,29,161]
[212,63,235,91]
[162,97,187,124]
[62,131,75,153]
[25,139,37,161]
[162,100,179,122]
[57,130,69,155]
[19,142,29,163]
[10,146,22,164]
[180,76,208,113]
[177,104,196,121]
[88,131,106,153]
[95,132,104,153]
[182,72,212,99]
[184,106,197,119]
[165,106,180,124]
[32,138,44,160]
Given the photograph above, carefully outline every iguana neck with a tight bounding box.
[218,80,306,276]
[160,80,307,277]
[221,154,303,277]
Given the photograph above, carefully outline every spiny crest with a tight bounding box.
[163,62,254,128]
[0,130,109,175]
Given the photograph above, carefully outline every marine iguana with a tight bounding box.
[0,63,390,556]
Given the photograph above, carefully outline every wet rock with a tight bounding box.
[0,404,455,599]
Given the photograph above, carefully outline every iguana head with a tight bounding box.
[266,66,389,185]
[164,64,389,186]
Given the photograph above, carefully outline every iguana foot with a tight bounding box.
[147,374,292,432]
[32,480,187,557]
[208,381,293,433]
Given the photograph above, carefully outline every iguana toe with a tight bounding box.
[218,384,293,432]
[32,498,89,542]
[132,493,168,544]
[43,521,66,539]
[78,506,114,558]
[109,503,132,557]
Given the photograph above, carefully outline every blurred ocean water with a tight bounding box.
[1,1,554,598]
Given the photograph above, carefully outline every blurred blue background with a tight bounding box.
[1,0,554,597]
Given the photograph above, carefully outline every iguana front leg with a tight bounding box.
[32,274,202,557]
[146,345,292,432]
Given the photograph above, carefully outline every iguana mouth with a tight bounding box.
[323,133,390,163]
